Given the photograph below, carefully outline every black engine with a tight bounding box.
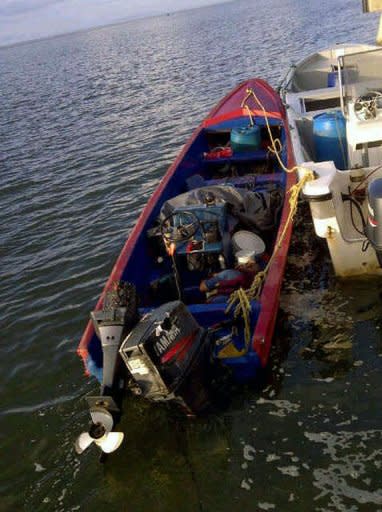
[119,301,212,414]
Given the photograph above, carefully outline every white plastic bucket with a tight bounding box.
[232,230,265,257]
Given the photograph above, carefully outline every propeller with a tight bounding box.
[75,405,124,455]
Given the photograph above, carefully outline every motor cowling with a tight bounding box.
[366,178,382,266]
[119,301,212,414]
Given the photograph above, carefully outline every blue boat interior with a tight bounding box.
[86,115,288,380]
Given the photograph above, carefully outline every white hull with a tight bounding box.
[281,44,382,277]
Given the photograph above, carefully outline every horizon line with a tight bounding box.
[0,0,233,51]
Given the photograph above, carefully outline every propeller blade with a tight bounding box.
[75,432,94,454]
[95,432,124,453]
[89,406,114,433]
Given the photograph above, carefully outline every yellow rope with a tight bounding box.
[225,88,315,349]
[241,88,300,174]
[243,104,254,127]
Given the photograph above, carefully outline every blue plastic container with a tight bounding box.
[327,71,337,87]
[327,69,343,88]
[313,111,348,170]
[230,125,261,153]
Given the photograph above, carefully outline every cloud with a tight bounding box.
[0,0,228,47]
[0,0,65,16]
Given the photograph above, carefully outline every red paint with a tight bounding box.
[202,108,281,128]
[252,110,297,366]
[203,147,233,159]
[368,216,378,227]
[160,331,198,364]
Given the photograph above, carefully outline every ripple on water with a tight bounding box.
[1,1,381,511]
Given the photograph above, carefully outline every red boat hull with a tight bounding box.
[78,78,296,375]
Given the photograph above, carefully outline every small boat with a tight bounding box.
[75,79,296,455]
[280,44,382,277]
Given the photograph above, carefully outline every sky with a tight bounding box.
[0,0,229,47]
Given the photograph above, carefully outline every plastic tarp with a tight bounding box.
[160,184,283,233]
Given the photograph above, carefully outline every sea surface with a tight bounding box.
[1,1,382,510]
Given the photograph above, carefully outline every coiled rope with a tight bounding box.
[225,88,314,350]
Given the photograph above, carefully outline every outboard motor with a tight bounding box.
[75,282,139,456]
[75,290,212,456]
[366,178,382,267]
[119,301,212,414]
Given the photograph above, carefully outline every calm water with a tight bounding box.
[1,1,382,510]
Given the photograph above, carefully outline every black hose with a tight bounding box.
[342,193,366,235]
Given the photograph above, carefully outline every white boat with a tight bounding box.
[280,44,382,277]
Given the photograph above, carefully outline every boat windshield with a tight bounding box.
[339,48,382,117]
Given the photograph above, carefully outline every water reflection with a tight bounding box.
[2,0,382,510]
